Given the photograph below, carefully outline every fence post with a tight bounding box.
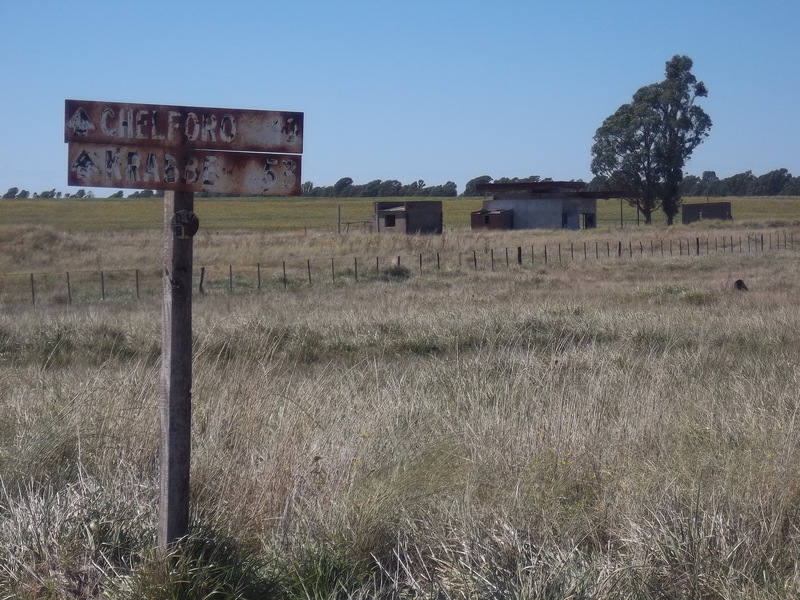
[307,259,312,285]
[544,245,548,264]
[135,269,140,299]
[491,249,494,271]
[331,258,335,282]
[618,241,622,258]
[517,246,522,265]
[199,267,205,294]
[419,253,423,273]
[696,238,700,256]
[473,250,477,270]
[101,271,106,300]
[67,271,72,304]
[505,247,509,267]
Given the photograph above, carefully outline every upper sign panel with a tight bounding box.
[65,100,303,154]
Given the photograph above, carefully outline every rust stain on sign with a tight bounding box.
[68,144,301,196]
[65,100,303,154]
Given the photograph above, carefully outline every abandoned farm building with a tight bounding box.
[471,181,627,231]
[682,201,733,225]
[374,201,443,234]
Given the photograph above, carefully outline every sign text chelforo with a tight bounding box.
[65,100,303,154]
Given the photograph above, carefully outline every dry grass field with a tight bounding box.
[1,198,800,598]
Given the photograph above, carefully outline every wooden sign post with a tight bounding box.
[158,190,196,547]
[65,100,303,550]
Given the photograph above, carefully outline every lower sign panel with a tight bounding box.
[68,144,301,196]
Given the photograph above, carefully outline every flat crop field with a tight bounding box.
[1,201,800,598]
[1,194,798,232]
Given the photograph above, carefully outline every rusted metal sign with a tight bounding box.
[68,144,301,195]
[65,99,303,154]
[65,99,303,194]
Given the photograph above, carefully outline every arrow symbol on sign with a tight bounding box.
[71,150,99,178]
[66,108,95,136]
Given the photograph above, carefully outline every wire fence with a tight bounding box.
[1,231,794,308]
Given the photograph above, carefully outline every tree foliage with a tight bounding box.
[591,55,712,224]
[302,178,458,198]
[681,168,800,197]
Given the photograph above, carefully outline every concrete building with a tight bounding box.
[472,181,623,231]
[374,201,443,234]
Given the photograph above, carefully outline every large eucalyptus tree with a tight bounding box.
[591,55,712,224]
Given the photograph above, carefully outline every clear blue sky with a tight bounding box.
[2,0,798,196]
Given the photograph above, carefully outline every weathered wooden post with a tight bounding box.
[159,190,197,548]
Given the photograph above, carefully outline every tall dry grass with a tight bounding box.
[1,223,799,598]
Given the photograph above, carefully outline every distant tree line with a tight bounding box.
[2,187,94,199]
[4,168,800,201]
[1,187,164,199]
[300,177,458,198]
[679,169,800,197]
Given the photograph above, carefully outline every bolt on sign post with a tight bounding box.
[65,100,303,550]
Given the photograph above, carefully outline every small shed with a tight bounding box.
[682,202,733,224]
[374,201,443,234]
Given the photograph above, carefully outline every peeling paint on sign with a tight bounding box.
[68,144,301,196]
[65,99,304,195]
